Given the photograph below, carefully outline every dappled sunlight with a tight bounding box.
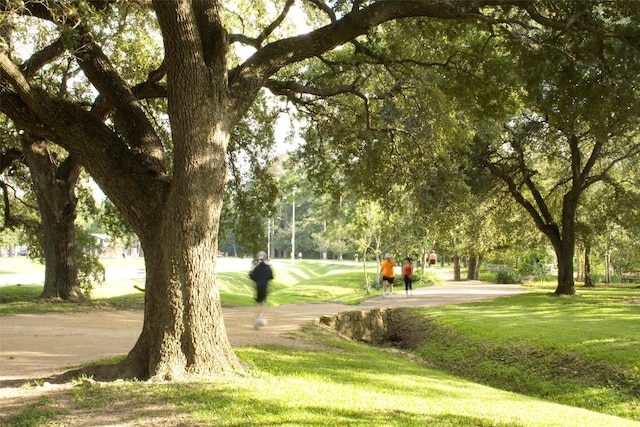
[3,259,638,424]
[421,296,640,368]
[224,345,638,427]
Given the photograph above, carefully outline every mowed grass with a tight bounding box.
[0,256,46,274]
[415,288,640,421]
[217,260,377,306]
[0,258,438,314]
[4,327,638,427]
[1,257,639,425]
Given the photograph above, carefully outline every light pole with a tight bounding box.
[291,186,296,265]
[267,212,271,260]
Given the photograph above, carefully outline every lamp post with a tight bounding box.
[267,212,271,260]
[291,186,296,264]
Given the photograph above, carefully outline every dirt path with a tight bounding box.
[0,279,524,386]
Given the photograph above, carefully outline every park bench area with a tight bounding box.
[486,264,509,272]
[621,271,640,283]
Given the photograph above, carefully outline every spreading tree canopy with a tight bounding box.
[1,0,637,381]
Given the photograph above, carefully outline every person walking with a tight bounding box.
[428,250,438,268]
[380,254,396,298]
[249,251,273,329]
[402,257,413,298]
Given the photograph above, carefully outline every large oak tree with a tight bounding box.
[471,7,640,295]
[1,0,634,380]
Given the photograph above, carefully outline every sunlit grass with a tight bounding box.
[422,288,640,366]
[0,259,379,314]
[0,256,45,274]
[5,331,638,427]
[2,259,640,425]
[415,287,640,420]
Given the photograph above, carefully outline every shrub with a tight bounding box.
[518,248,553,276]
[495,269,521,284]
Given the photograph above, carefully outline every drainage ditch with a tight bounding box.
[318,307,429,350]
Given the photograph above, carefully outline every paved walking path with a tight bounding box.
[0,278,525,385]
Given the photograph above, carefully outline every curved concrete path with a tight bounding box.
[0,280,525,384]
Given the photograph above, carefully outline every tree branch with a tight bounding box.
[265,79,360,98]
[0,181,40,230]
[0,148,22,173]
[303,0,336,23]
[0,54,166,230]
[228,0,483,112]
[229,0,296,49]
[483,155,560,241]
[20,38,67,79]
[71,27,166,177]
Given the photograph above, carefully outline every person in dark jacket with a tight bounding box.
[249,251,273,329]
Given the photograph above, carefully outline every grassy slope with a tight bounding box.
[1,258,639,425]
[413,290,640,421]
[6,331,637,427]
[0,258,441,312]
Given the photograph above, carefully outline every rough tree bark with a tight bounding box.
[466,254,480,281]
[21,133,84,301]
[583,240,594,288]
[1,0,626,380]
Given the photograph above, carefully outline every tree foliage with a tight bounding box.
[1,0,639,381]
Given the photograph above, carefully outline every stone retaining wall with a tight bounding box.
[319,308,391,344]
[319,308,429,349]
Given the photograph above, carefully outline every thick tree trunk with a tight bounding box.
[21,135,84,301]
[39,208,82,301]
[116,131,244,379]
[122,236,242,380]
[555,249,576,295]
[96,1,243,381]
[553,195,578,296]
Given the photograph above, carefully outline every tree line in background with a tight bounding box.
[220,4,640,293]
[1,0,639,381]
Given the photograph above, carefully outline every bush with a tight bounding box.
[495,269,521,284]
[391,269,438,287]
[519,248,553,276]
[75,228,106,296]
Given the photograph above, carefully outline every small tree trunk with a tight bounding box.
[453,251,461,281]
[583,240,594,288]
[362,248,370,295]
[604,249,611,284]
[575,241,583,282]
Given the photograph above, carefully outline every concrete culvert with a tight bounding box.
[319,307,428,350]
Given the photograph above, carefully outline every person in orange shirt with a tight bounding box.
[380,254,396,298]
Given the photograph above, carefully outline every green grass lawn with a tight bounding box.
[414,287,640,421]
[0,256,46,274]
[1,258,639,426]
[0,258,441,313]
[5,327,638,427]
